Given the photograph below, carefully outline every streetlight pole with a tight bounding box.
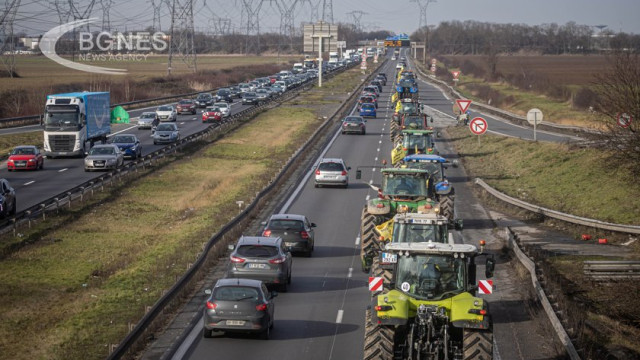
[312,33,332,87]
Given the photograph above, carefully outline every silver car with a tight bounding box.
[84,144,124,172]
[156,105,177,122]
[203,278,276,339]
[152,123,180,144]
[314,158,350,188]
[137,112,159,129]
[226,236,292,292]
[213,102,230,118]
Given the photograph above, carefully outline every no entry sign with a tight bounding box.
[469,117,488,135]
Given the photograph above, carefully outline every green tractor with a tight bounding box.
[390,113,433,143]
[364,242,495,360]
[391,130,437,166]
[356,167,446,272]
[391,98,421,128]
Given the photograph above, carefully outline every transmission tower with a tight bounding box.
[410,0,436,30]
[167,0,198,74]
[346,10,366,32]
[53,0,71,24]
[0,0,20,77]
[150,0,163,31]
[298,0,318,23]
[240,0,264,54]
[100,0,113,31]
[321,0,332,23]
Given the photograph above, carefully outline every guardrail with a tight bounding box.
[475,178,640,236]
[409,59,598,137]
[583,261,640,280]
[101,60,379,360]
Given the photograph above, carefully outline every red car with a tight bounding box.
[7,145,44,171]
[176,99,197,114]
[202,106,222,123]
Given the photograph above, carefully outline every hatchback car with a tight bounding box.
[202,106,222,123]
[176,99,196,114]
[242,92,260,105]
[213,102,230,118]
[0,178,16,218]
[7,145,44,171]
[155,105,177,122]
[152,123,180,144]
[137,112,159,129]
[227,236,292,291]
[360,103,377,118]
[195,93,214,108]
[109,134,142,159]
[314,158,350,188]
[342,116,366,135]
[203,278,276,339]
[84,144,124,172]
[214,89,234,103]
[262,214,316,256]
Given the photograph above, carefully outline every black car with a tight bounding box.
[203,278,276,339]
[242,92,260,105]
[228,86,242,98]
[214,89,233,103]
[195,93,214,108]
[370,80,383,93]
[0,178,17,218]
[262,214,316,256]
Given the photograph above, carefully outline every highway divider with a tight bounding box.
[475,178,640,236]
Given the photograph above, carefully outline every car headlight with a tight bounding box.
[171,133,178,138]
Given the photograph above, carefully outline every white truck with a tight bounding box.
[328,52,339,64]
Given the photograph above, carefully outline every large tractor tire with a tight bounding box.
[438,195,455,223]
[364,309,395,360]
[370,256,392,296]
[463,329,493,360]
[360,207,378,272]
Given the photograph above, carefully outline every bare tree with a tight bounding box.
[593,52,640,172]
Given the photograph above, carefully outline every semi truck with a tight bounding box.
[42,92,111,158]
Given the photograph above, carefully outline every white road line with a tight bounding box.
[355,236,360,245]
[335,310,344,324]
[376,148,380,152]
[58,168,68,172]
[108,124,139,137]
[347,268,353,278]
[374,157,378,161]
[24,181,35,186]
[365,194,370,200]
[372,168,376,172]
[369,180,373,184]
[180,122,185,125]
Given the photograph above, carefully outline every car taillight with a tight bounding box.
[269,256,286,264]
[315,169,320,175]
[230,256,245,263]
[341,170,347,176]
[206,301,217,309]
[300,231,309,239]
[262,229,272,237]
[256,303,267,311]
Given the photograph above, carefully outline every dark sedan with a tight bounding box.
[215,89,234,103]
[262,214,316,257]
[109,134,142,159]
[0,178,16,218]
[242,92,260,105]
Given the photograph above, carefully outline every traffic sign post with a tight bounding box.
[526,108,543,141]
[452,71,460,85]
[456,99,472,113]
[469,117,488,145]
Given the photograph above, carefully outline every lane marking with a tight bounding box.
[376,148,380,152]
[335,310,344,324]
[347,268,353,278]
[365,194,370,200]
[58,168,68,172]
[374,157,378,161]
[355,236,360,245]
[108,124,139,137]
[24,181,35,186]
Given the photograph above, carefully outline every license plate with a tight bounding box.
[381,252,397,264]
[285,242,296,247]
[16,163,26,167]
[325,176,336,179]
[226,320,245,326]
[248,263,267,269]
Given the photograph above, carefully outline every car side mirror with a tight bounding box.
[347,166,351,171]
[356,170,362,180]
[261,221,267,226]
[311,223,317,228]
[227,244,235,251]
[204,289,212,295]
[485,257,495,278]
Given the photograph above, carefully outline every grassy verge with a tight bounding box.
[0,131,43,159]
[0,66,363,360]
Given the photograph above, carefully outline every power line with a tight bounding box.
[167,0,197,74]
[321,0,332,24]
[346,10,366,32]
[240,0,264,54]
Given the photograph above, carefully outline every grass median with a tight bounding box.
[0,67,363,360]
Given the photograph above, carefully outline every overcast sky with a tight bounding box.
[13,0,640,36]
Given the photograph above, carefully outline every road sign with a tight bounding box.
[469,117,488,135]
[374,54,379,63]
[617,112,633,128]
[526,108,544,126]
[360,59,367,70]
[478,280,493,294]
[452,70,460,79]
[369,277,383,292]
[456,99,472,113]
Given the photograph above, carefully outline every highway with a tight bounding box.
[177,51,562,359]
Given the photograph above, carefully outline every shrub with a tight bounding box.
[572,87,598,109]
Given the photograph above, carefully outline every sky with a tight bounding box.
[11,0,640,37]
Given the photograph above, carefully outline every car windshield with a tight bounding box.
[382,174,428,197]
[156,124,175,131]
[12,147,35,155]
[392,222,447,244]
[318,162,344,172]
[395,254,466,300]
[362,104,375,110]
[402,134,434,152]
[89,147,115,155]
[197,94,211,99]
[244,93,256,97]
[141,113,155,119]
[112,135,136,143]
[214,103,227,108]
[158,106,172,112]
[404,117,423,128]
[179,100,192,104]
[345,118,363,124]
[218,90,229,95]
[401,103,417,113]
[206,107,220,112]
[213,286,259,301]
[268,219,304,231]
[237,245,279,258]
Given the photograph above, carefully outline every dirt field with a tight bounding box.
[442,55,609,86]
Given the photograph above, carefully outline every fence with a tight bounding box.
[583,261,640,280]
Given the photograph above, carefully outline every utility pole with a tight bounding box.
[321,0,333,24]
[346,10,366,32]
[281,0,299,52]
[240,0,264,55]
[167,0,197,75]
[0,0,21,77]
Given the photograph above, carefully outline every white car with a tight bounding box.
[156,105,177,122]
[213,102,230,118]
[239,83,251,93]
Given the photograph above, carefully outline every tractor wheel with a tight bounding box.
[439,195,455,224]
[360,207,378,272]
[370,256,392,295]
[363,309,394,360]
[463,329,493,360]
